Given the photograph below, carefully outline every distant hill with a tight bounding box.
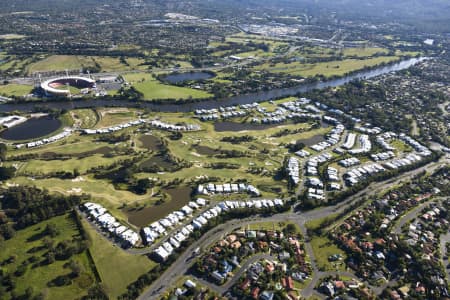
[3,0,450,32]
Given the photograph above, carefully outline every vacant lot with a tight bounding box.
[310,235,346,272]
[83,219,156,298]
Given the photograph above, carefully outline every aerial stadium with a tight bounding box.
[40,76,96,96]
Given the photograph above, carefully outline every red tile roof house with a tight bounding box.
[334,280,345,290]
[240,278,251,290]
[287,276,294,290]
[251,287,260,299]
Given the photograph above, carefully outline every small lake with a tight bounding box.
[125,187,192,227]
[139,134,162,151]
[163,72,215,84]
[0,117,61,141]
[297,134,325,146]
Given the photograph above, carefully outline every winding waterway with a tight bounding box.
[0,58,425,115]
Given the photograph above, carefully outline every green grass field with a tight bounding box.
[9,176,151,222]
[82,219,156,298]
[19,154,129,175]
[305,213,339,232]
[254,56,400,78]
[123,73,212,100]
[0,84,33,97]
[310,235,347,272]
[27,55,147,74]
[0,214,95,300]
[96,108,137,128]
[27,55,96,73]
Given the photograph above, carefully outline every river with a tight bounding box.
[0,58,425,114]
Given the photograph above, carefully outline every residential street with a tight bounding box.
[136,157,449,299]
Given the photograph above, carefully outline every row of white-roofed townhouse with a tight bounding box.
[221,110,248,119]
[343,163,385,186]
[310,123,344,152]
[280,97,311,111]
[305,152,332,177]
[287,157,300,185]
[327,108,361,123]
[295,149,311,158]
[83,202,140,247]
[307,187,325,200]
[82,119,145,135]
[348,134,371,154]
[16,129,72,149]
[342,133,357,150]
[196,104,259,121]
[399,134,432,156]
[153,198,285,261]
[354,125,383,135]
[339,157,360,168]
[375,132,397,151]
[197,183,260,196]
[382,153,423,170]
[326,123,345,144]
[142,198,207,245]
[371,151,395,161]
[322,115,340,125]
[327,167,339,182]
[149,120,201,131]
[195,108,219,115]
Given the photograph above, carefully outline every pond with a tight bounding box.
[297,134,325,146]
[139,134,162,151]
[0,117,61,141]
[125,187,192,227]
[163,72,215,84]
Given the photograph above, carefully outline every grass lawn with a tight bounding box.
[310,235,346,272]
[27,55,147,74]
[305,213,339,232]
[19,154,129,174]
[82,219,156,298]
[71,109,99,128]
[123,73,212,100]
[246,221,300,233]
[9,176,150,222]
[0,84,33,97]
[391,139,413,153]
[254,56,400,77]
[96,108,137,128]
[0,214,96,300]
[27,55,96,73]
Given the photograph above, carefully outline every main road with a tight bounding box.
[137,156,448,299]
